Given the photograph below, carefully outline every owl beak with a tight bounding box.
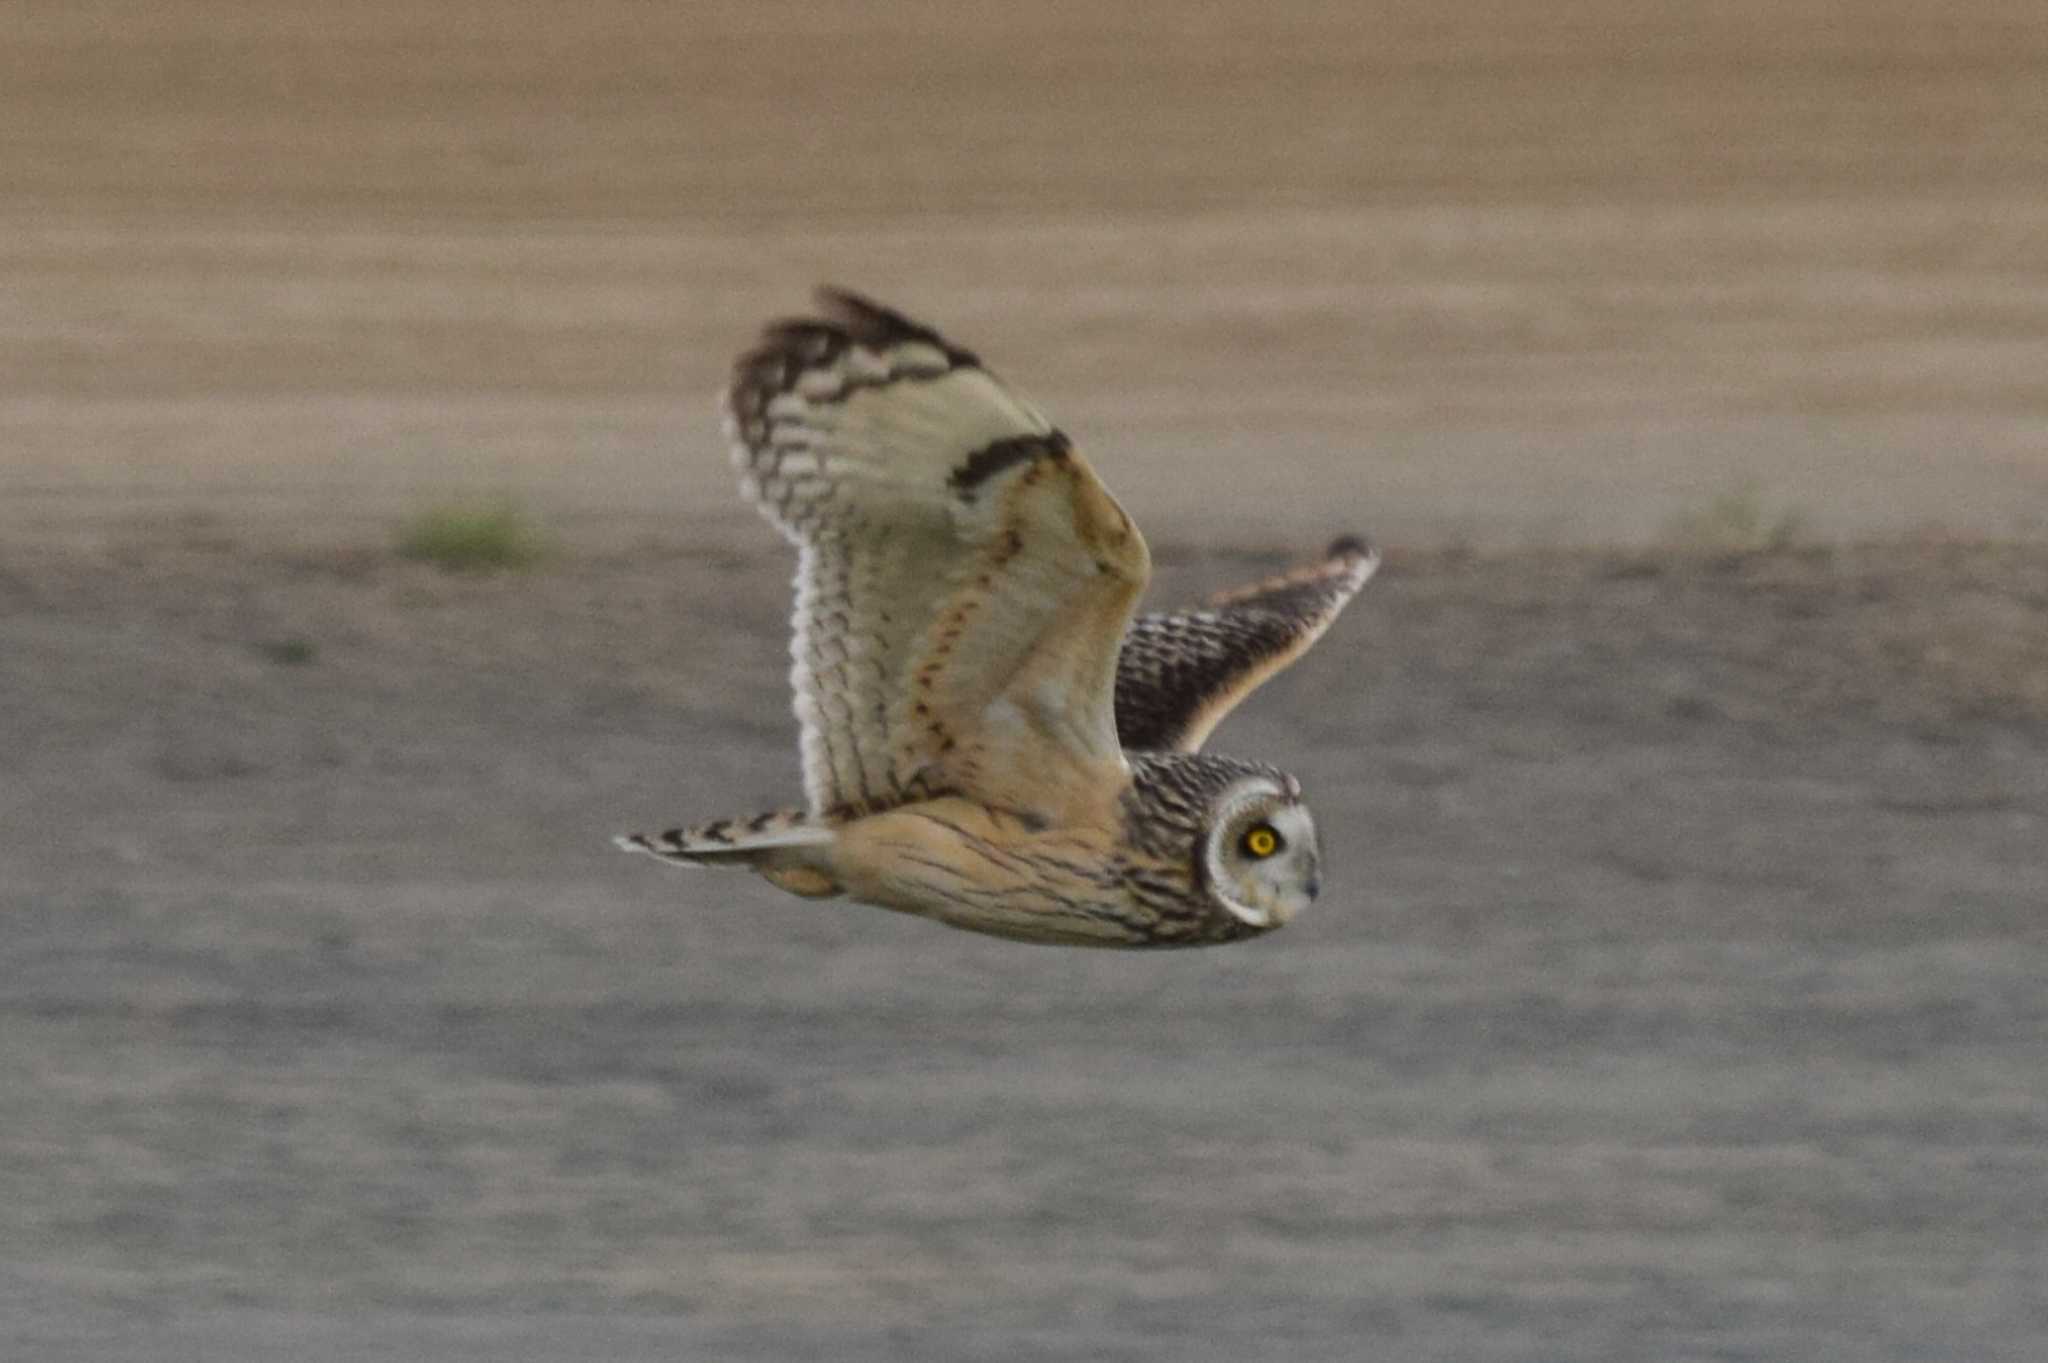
[1304,871,1322,901]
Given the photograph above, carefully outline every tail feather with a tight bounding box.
[614,807,831,866]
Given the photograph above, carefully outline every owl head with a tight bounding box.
[1200,774,1322,930]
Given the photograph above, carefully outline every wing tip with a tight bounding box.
[1203,534,1379,609]
[1326,533,1374,562]
[809,285,980,365]
[1327,533,1381,587]
[725,287,980,440]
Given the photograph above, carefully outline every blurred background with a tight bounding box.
[8,0,2046,549]
[5,4,2048,1361]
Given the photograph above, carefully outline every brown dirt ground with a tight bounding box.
[6,0,2048,548]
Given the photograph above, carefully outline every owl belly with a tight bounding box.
[827,799,1147,946]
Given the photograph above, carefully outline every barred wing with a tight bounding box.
[729,289,1150,821]
[1114,538,1377,753]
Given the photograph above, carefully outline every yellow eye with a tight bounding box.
[1242,824,1281,858]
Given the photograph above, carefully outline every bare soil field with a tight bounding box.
[4,533,2048,1361]
[6,0,2047,548]
[6,2,2048,1358]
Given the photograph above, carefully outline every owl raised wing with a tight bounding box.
[1113,538,1379,754]
[727,288,1149,826]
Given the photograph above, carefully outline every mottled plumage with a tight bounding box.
[618,289,1376,947]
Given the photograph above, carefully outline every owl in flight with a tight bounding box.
[617,289,1376,947]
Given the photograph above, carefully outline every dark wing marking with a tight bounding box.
[1113,537,1378,753]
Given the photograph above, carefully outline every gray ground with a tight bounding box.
[5,534,2047,1361]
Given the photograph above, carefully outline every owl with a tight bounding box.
[617,289,1376,947]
